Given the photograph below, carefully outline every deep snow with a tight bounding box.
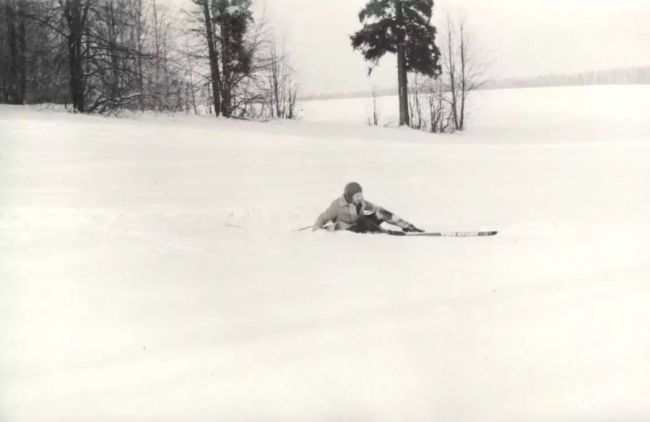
[2,85,650,422]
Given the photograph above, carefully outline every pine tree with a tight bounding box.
[191,0,252,118]
[351,0,441,126]
[214,0,253,117]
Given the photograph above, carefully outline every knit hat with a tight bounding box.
[343,182,363,203]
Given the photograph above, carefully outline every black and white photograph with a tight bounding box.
[1,0,649,421]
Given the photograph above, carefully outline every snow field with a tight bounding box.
[2,85,650,421]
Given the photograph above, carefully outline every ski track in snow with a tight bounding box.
[2,86,650,422]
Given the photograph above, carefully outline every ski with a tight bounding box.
[299,225,498,237]
[403,230,498,237]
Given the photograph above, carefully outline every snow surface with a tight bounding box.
[2,85,650,422]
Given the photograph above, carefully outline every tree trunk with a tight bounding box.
[135,0,144,110]
[458,23,466,131]
[63,0,87,113]
[218,0,231,117]
[397,47,409,126]
[395,0,409,126]
[446,25,459,130]
[70,34,84,112]
[186,49,198,114]
[5,1,18,104]
[201,0,221,116]
[108,2,120,108]
[17,1,26,104]
[271,47,281,118]
[151,0,160,109]
[0,5,4,102]
[4,0,27,105]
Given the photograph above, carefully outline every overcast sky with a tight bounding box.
[176,0,650,96]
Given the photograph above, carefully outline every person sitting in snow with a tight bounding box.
[312,182,424,235]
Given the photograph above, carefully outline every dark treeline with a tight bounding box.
[0,0,297,119]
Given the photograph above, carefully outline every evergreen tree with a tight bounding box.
[214,0,253,117]
[351,0,441,126]
[191,0,253,118]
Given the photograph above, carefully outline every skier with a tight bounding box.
[312,182,424,234]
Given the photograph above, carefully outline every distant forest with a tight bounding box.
[303,66,650,101]
[486,66,650,89]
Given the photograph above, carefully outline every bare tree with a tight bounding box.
[408,74,425,130]
[87,0,138,112]
[444,15,487,131]
[0,0,295,119]
[148,0,183,112]
[426,77,451,133]
[401,16,485,134]
[264,41,297,119]
[238,27,301,121]
[133,0,145,110]
[443,16,459,131]
[182,39,200,114]
[457,21,487,129]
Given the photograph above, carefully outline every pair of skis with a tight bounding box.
[296,225,497,237]
[380,229,497,237]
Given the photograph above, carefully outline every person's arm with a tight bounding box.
[313,200,338,231]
